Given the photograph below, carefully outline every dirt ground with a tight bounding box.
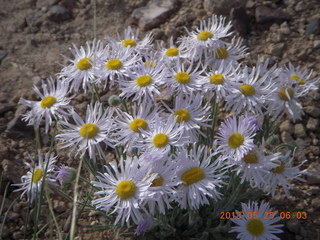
[0,0,319,239]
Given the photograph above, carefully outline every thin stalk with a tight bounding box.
[210,94,219,146]
[34,126,41,150]
[45,184,63,240]
[92,84,101,103]
[69,156,83,240]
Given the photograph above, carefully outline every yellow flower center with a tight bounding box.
[32,168,43,183]
[175,72,190,84]
[242,151,258,164]
[197,31,213,41]
[278,88,294,101]
[298,79,305,85]
[129,118,148,133]
[136,75,152,87]
[181,167,205,186]
[271,161,285,174]
[174,109,191,123]
[210,73,224,85]
[144,61,156,67]
[215,48,229,59]
[106,59,122,70]
[240,84,256,96]
[115,180,136,200]
[290,74,300,81]
[165,48,179,56]
[151,175,164,187]
[246,219,265,236]
[152,133,169,148]
[40,96,57,109]
[77,57,92,70]
[79,123,99,139]
[121,39,137,47]
[228,133,244,149]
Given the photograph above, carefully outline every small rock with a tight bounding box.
[304,106,320,118]
[25,11,45,32]
[294,124,306,138]
[36,0,59,8]
[311,146,320,156]
[203,0,246,15]
[12,231,23,240]
[306,162,320,184]
[0,225,9,238]
[281,131,293,143]
[313,40,320,48]
[246,0,255,8]
[305,18,320,35]
[6,105,34,138]
[231,7,251,36]
[47,5,72,23]
[279,21,291,35]
[0,103,15,115]
[131,0,179,31]
[255,5,291,24]
[280,120,293,134]
[267,43,285,56]
[306,117,319,131]
[8,212,20,221]
[0,49,7,63]
[53,200,67,213]
[311,198,320,209]
[286,219,301,234]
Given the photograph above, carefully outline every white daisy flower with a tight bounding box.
[281,62,319,96]
[230,201,283,240]
[159,37,186,64]
[91,157,156,227]
[164,59,203,96]
[59,39,105,92]
[175,145,227,209]
[106,26,153,53]
[208,36,248,66]
[163,93,211,141]
[262,151,307,196]
[19,77,72,133]
[119,61,167,103]
[233,144,279,188]
[57,103,114,160]
[141,158,178,215]
[113,102,159,152]
[179,15,232,60]
[225,64,276,115]
[266,77,304,122]
[95,42,139,87]
[137,114,188,154]
[215,115,256,161]
[12,151,57,203]
[200,60,238,100]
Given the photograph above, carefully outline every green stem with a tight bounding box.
[70,156,83,240]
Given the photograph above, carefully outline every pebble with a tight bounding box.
[6,105,34,138]
[306,162,320,184]
[0,49,7,63]
[279,119,293,133]
[131,0,178,31]
[12,231,23,240]
[231,7,251,36]
[313,40,320,48]
[53,200,67,213]
[267,43,285,56]
[8,212,20,221]
[255,5,291,24]
[304,106,320,118]
[47,5,72,23]
[279,21,291,35]
[286,219,301,234]
[294,124,306,138]
[305,18,320,35]
[306,117,319,131]
[311,198,320,210]
[203,0,246,15]
[281,131,293,143]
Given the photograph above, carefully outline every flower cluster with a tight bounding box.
[14,14,318,239]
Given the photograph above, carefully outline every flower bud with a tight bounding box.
[56,165,76,185]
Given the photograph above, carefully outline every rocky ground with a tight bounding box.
[0,0,319,239]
